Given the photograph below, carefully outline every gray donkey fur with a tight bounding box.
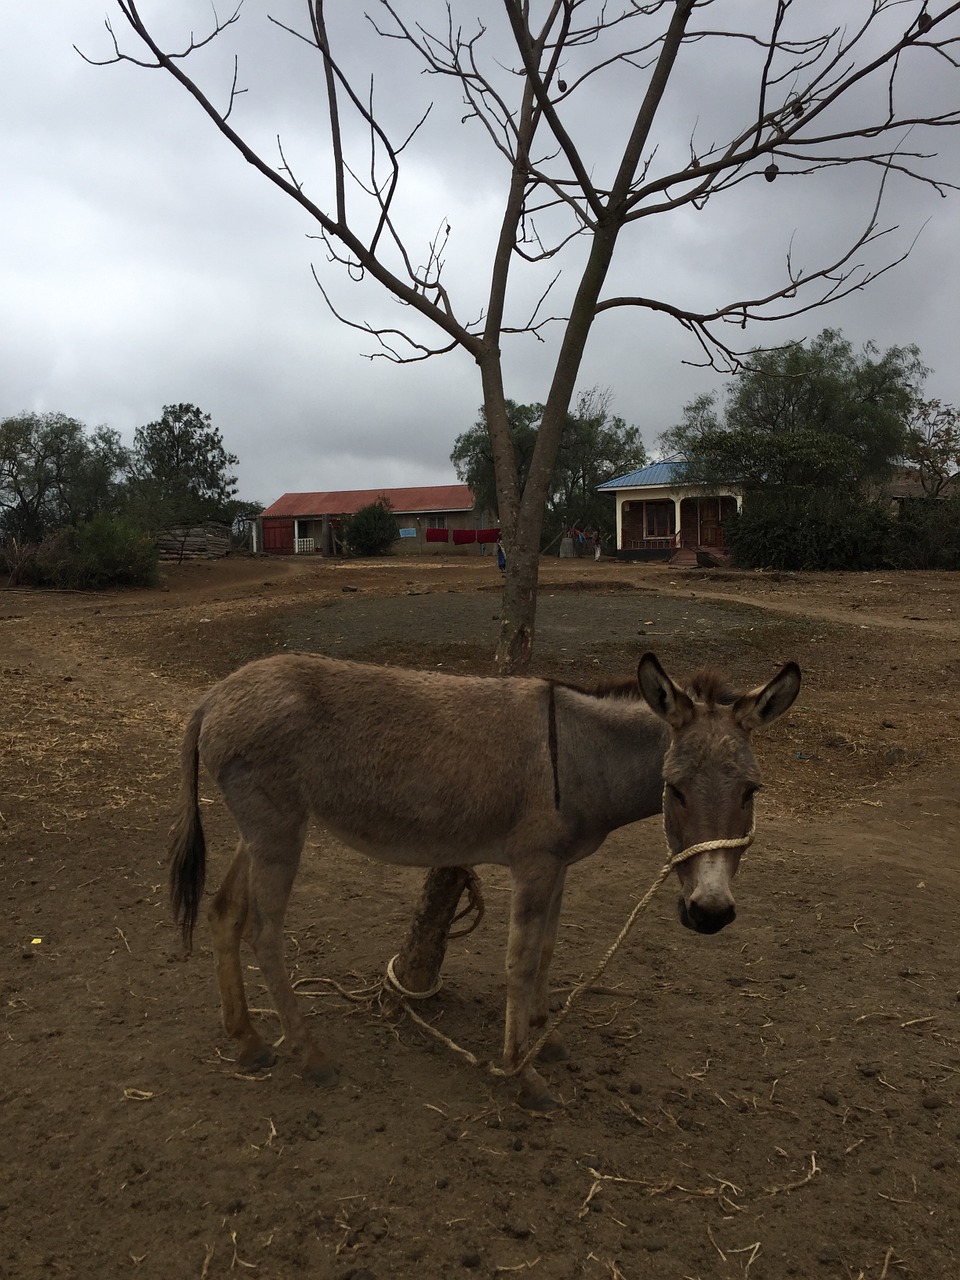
[170,650,800,1109]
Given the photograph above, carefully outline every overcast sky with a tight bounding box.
[3,2,959,506]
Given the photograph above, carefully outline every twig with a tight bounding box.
[765,1152,819,1196]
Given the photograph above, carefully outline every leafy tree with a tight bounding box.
[551,389,648,543]
[451,400,543,521]
[452,390,646,548]
[661,330,926,490]
[61,426,130,527]
[128,403,238,530]
[226,499,265,547]
[903,400,960,497]
[0,412,129,543]
[343,498,398,556]
[90,5,960,675]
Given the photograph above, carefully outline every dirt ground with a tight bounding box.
[2,553,958,1280]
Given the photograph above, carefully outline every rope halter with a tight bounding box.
[665,807,757,868]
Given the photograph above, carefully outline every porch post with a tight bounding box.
[673,496,682,547]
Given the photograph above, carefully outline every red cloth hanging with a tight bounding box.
[476,528,500,544]
[452,529,476,544]
[425,527,449,542]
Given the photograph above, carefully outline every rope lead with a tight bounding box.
[387,799,758,1083]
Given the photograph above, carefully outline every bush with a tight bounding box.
[729,488,893,571]
[11,515,159,589]
[0,538,38,586]
[343,499,398,556]
[889,496,960,569]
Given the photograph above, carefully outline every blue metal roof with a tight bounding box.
[596,458,688,490]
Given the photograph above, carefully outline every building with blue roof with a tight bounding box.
[597,456,742,562]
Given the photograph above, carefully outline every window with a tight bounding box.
[427,515,447,529]
[644,501,675,538]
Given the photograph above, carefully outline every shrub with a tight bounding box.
[13,515,159,589]
[890,496,960,569]
[343,498,398,556]
[729,488,893,571]
[0,538,39,586]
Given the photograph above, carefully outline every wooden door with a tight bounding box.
[699,498,722,547]
[262,519,294,554]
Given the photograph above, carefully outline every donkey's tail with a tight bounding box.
[169,704,207,949]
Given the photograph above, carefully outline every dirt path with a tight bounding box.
[2,556,958,1280]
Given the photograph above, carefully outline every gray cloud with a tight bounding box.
[3,2,958,505]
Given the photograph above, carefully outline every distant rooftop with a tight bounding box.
[262,484,476,518]
[596,458,688,490]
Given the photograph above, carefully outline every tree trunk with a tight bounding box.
[389,867,475,995]
[495,535,540,675]
[391,1,695,986]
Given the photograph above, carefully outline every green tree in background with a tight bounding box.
[0,412,129,543]
[451,400,543,519]
[343,497,398,556]
[452,390,646,547]
[129,403,239,530]
[661,330,926,491]
[61,426,130,527]
[551,389,648,545]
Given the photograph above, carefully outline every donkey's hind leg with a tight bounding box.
[208,841,276,1072]
[245,822,340,1088]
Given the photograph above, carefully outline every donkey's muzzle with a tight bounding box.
[678,896,736,934]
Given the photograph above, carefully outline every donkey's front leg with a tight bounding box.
[504,853,565,1111]
[531,866,569,1066]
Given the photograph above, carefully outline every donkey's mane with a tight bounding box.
[550,668,738,705]
[548,675,644,701]
[684,669,738,707]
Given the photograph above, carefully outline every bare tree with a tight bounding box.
[83,0,960,671]
[905,398,960,495]
[84,1,960,989]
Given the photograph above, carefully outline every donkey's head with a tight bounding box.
[638,653,801,936]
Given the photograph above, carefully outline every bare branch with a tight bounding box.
[597,164,923,370]
[310,266,460,363]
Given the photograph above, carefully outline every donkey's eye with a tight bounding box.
[743,784,761,807]
[667,783,687,808]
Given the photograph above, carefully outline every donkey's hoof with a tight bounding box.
[536,1035,570,1064]
[238,1042,277,1072]
[302,1059,340,1088]
[518,1084,561,1112]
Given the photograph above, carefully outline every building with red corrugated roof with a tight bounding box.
[256,485,498,556]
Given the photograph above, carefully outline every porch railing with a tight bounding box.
[625,532,680,551]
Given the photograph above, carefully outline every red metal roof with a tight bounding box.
[261,485,477,519]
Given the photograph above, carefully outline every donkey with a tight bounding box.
[169,650,800,1109]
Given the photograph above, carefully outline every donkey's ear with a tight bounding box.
[637,652,695,729]
[733,661,801,733]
